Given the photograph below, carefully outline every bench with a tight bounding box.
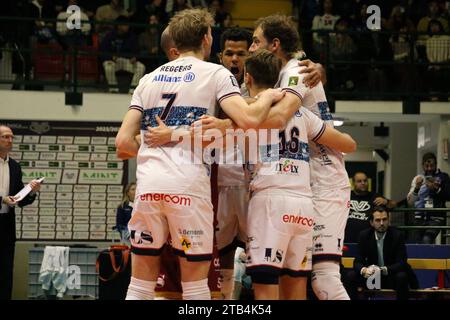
[341,257,450,299]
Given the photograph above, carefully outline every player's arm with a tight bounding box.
[256,91,302,130]
[115,109,142,159]
[315,124,357,154]
[219,88,285,130]
[144,115,235,147]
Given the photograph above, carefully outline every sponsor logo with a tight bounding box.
[152,74,182,83]
[180,236,191,251]
[178,229,204,236]
[337,238,342,249]
[314,224,325,231]
[350,200,371,212]
[300,255,308,268]
[183,72,195,82]
[140,193,191,206]
[316,143,333,165]
[131,230,154,244]
[230,75,239,87]
[348,211,369,221]
[282,214,314,227]
[264,248,283,263]
[288,76,299,86]
[314,242,323,252]
[276,160,299,174]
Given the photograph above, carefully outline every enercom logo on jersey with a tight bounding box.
[282,214,314,227]
[140,193,192,206]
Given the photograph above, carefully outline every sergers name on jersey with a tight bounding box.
[152,64,195,83]
[160,64,192,72]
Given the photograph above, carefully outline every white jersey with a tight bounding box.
[130,56,241,199]
[217,84,248,187]
[249,107,325,197]
[248,59,325,197]
[217,146,245,187]
[301,80,350,191]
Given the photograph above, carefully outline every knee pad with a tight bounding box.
[182,278,211,300]
[311,262,349,300]
[126,277,156,300]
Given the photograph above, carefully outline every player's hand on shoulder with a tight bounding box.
[260,88,285,104]
[191,115,233,136]
[298,59,324,88]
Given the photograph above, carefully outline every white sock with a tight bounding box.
[125,277,156,300]
[219,269,235,300]
[311,262,350,300]
[181,278,211,300]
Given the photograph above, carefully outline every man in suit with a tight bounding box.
[0,125,41,300]
[344,206,418,300]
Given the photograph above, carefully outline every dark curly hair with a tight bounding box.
[220,27,253,51]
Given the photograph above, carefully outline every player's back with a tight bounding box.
[249,108,325,197]
[132,56,241,199]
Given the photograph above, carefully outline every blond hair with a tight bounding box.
[168,8,214,52]
[120,182,136,206]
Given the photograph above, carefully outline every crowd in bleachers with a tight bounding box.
[1,0,232,91]
[298,0,450,99]
[1,0,449,98]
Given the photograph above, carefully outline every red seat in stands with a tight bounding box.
[32,43,65,81]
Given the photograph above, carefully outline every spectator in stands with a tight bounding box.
[138,14,161,72]
[417,0,449,41]
[425,19,450,101]
[344,206,419,300]
[132,0,168,35]
[353,3,391,93]
[146,0,168,24]
[30,0,59,44]
[386,5,417,93]
[345,171,396,243]
[404,0,429,26]
[166,0,192,18]
[312,0,340,60]
[222,13,234,28]
[77,0,101,22]
[56,0,91,48]
[190,0,208,7]
[116,182,136,243]
[209,0,228,27]
[100,15,145,93]
[329,17,357,91]
[407,152,450,243]
[95,0,132,42]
